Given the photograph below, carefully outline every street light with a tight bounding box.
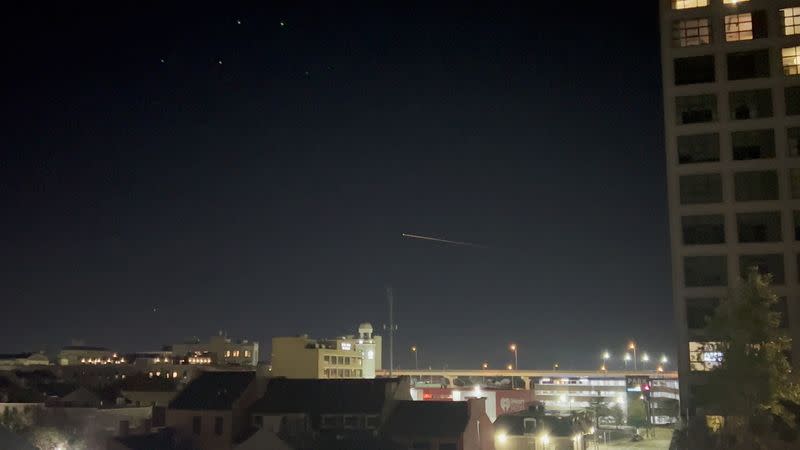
[410,346,418,370]
[509,343,518,369]
[660,354,668,366]
[641,353,650,370]
[602,350,610,370]
[623,352,631,369]
[553,362,559,371]
[629,342,638,370]
[482,362,489,369]
[507,363,513,370]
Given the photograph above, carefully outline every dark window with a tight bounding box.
[672,18,711,48]
[789,128,800,157]
[737,212,782,243]
[786,86,800,115]
[734,171,779,201]
[795,211,800,240]
[412,443,431,450]
[675,55,715,85]
[682,215,725,245]
[678,133,720,163]
[727,49,770,80]
[366,416,380,428]
[192,416,201,435]
[676,94,717,124]
[686,298,720,329]
[680,174,723,204]
[732,129,775,160]
[439,444,458,450]
[729,89,773,120]
[740,254,785,284]
[343,416,359,428]
[684,255,728,287]
[215,416,223,435]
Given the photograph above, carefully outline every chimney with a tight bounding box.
[119,420,130,437]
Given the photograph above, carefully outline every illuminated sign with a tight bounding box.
[340,342,352,351]
[626,376,650,392]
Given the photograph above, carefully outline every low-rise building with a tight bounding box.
[170,334,258,366]
[271,323,382,379]
[381,398,496,450]
[494,412,585,450]
[166,371,261,450]
[0,352,50,369]
[58,345,122,366]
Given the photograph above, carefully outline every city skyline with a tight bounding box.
[1,3,672,369]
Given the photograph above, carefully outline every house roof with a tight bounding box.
[381,401,468,438]
[0,353,35,360]
[251,378,398,415]
[169,371,255,410]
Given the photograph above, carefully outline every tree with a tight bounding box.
[609,404,625,428]
[695,267,800,448]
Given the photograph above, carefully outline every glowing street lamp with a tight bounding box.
[507,363,513,370]
[482,362,489,369]
[660,354,669,366]
[410,345,418,370]
[629,341,638,370]
[641,353,650,370]
[509,343,518,369]
[553,362,559,371]
[623,352,631,369]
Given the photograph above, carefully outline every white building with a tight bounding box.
[170,334,259,366]
[659,0,800,414]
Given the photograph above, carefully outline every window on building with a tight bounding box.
[233,351,240,357]
[343,416,359,428]
[244,350,250,357]
[366,416,380,428]
[732,129,775,160]
[737,212,782,243]
[740,254,785,284]
[321,416,340,428]
[440,444,458,450]
[723,0,749,3]
[727,49,769,80]
[795,211,800,240]
[791,169,800,198]
[411,443,431,450]
[676,94,717,124]
[725,11,767,41]
[680,174,723,204]
[781,8,800,36]
[675,55,715,85]
[337,356,344,364]
[689,341,723,371]
[786,87,800,115]
[729,89,773,120]
[782,46,800,76]
[524,418,538,434]
[215,417,224,435]
[682,215,725,245]
[684,255,728,287]
[324,355,330,363]
[789,128,800,157]
[192,416,201,435]
[344,369,352,377]
[686,298,720,330]
[734,171,779,201]
[677,133,719,164]
[673,0,708,9]
[672,18,711,47]
[225,350,231,357]
[344,357,351,365]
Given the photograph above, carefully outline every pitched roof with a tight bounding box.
[251,378,397,415]
[0,353,35,359]
[169,371,255,410]
[382,401,469,438]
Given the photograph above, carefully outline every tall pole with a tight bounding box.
[388,287,394,377]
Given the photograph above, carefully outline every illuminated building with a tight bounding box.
[170,333,258,366]
[270,323,382,379]
[659,0,800,414]
[58,345,120,366]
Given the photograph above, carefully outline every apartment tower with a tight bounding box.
[659,0,800,415]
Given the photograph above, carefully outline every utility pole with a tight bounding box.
[387,286,395,377]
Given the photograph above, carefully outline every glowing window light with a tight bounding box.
[673,0,708,10]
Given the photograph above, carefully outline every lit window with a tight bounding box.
[689,342,722,371]
[672,19,710,47]
[244,350,250,357]
[723,0,749,3]
[673,0,708,10]
[782,46,800,76]
[725,13,753,41]
[225,350,231,357]
[233,350,240,357]
[781,8,800,36]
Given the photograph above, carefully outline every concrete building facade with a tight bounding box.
[170,334,258,366]
[270,323,382,379]
[659,0,800,414]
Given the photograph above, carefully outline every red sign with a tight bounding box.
[495,390,533,417]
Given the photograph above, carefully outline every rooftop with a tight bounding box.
[252,378,399,415]
[169,371,255,410]
[382,401,469,438]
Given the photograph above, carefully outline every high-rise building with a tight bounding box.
[270,323,382,379]
[659,0,800,414]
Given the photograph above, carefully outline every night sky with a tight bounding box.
[2,3,671,370]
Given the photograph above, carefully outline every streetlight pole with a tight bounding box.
[509,344,518,389]
[629,342,638,370]
[642,353,650,370]
[411,346,418,370]
[624,353,631,369]
[602,351,610,370]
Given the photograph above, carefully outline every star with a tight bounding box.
[236,19,242,25]
[280,20,286,27]
[218,59,223,65]
[160,58,165,63]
